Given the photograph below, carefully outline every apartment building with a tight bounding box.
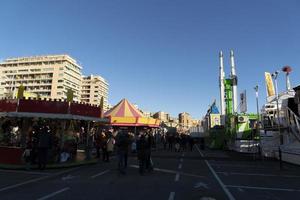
[81,75,109,110]
[178,112,192,129]
[0,55,82,101]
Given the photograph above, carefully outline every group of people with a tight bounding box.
[161,133,195,152]
[112,129,154,175]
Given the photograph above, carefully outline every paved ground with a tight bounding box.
[1,144,300,200]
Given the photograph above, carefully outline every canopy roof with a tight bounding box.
[104,98,144,118]
[104,98,160,127]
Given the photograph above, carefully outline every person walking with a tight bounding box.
[136,133,146,175]
[115,129,130,174]
[100,132,108,162]
[145,131,153,172]
[106,132,115,162]
[37,125,52,170]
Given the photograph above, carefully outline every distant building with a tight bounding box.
[178,112,192,129]
[0,55,82,101]
[153,111,170,122]
[142,111,153,118]
[81,75,109,110]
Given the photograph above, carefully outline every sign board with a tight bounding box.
[240,90,247,113]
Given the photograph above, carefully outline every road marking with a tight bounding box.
[226,185,300,192]
[217,171,300,178]
[0,167,81,192]
[37,187,70,200]
[91,169,110,179]
[196,145,235,200]
[129,165,203,178]
[168,192,175,200]
[175,173,180,182]
[238,188,244,192]
[62,175,75,181]
[0,169,50,176]
[178,163,182,169]
[211,164,267,169]
[180,158,183,162]
[194,182,209,189]
[182,153,185,157]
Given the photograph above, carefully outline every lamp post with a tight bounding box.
[271,71,283,145]
[254,85,260,158]
[272,71,283,169]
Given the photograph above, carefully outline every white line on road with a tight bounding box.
[217,171,300,178]
[91,169,110,179]
[182,153,185,157]
[211,163,268,169]
[168,192,175,200]
[0,169,50,176]
[196,145,235,200]
[0,167,81,192]
[37,187,70,200]
[180,158,183,162]
[129,165,203,178]
[175,173,180,182]
[178,164,182,169]
[226,185,300,192]
[0,176,48,192]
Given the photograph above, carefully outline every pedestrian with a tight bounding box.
[136,133,146,175]
[167,134,174,151]
[115,129,130,174]
[175,135,180,152]
[37,125,52,170]
[161,133,167,150]
[145,131,153,172]
[188,135,194,151]
[94,131,102,159]
[100,132,109,162]
[23,143,32,170]
[106,132,115,162]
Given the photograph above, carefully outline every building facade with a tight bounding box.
[153,111,170,122]
[178,112,192,129]
[81,75,109,109]
[0,55,82,101]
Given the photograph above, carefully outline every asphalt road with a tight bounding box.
[1,144,300,200]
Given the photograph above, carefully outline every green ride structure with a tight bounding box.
[204,50,259,152]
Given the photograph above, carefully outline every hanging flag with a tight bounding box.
[99,96,104,118]
[17,85,25,99]
[66,89,74,102]
[240,90,247,113]
[265,72,275,97]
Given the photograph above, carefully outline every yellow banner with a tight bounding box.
[265,72,275,96]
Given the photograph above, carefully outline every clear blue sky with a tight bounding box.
[1,0,300,119]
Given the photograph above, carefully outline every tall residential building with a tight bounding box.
[178,112,192,129]
[0,55,82,101]
[81,75,109,110]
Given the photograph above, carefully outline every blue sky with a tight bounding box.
[0,0,300,119]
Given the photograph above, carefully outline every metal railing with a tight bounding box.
[285,107,300,142]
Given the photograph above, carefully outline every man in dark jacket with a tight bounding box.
[136,133,146,175]
[115,129,130,174]
[37,126,52,170]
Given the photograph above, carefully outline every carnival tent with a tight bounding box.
[104,99,160,127]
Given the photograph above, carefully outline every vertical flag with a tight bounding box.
[99,96,104,118]
[265,72,275,96]
[240,90,247,113]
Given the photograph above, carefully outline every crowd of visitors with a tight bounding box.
[1,119,200,174]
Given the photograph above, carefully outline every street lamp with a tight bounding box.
[272,70,284,169]
[271,71,283,145]
[254,85,260,158]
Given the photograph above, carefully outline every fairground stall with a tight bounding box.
[104,98,160,132]
[0,98,108,165]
